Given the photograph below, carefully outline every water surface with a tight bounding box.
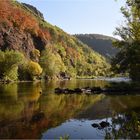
[0,79,140,139]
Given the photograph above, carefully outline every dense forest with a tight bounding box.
[75,34,118,60]
[0,0,110,82]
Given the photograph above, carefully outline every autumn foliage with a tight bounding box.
[0,0,110,80]
[0,0,50,40]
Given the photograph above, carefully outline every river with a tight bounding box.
[0,79,140,139]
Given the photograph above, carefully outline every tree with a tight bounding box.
[0,50,24,81]
[39,48,66,79]
[112,0,140,81]
[27,61,42,80]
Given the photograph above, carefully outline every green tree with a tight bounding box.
[18,60,43,81]
[112,0,140,81]
[40,48,66,79]
[27,61,42,80]
[0,50,24,81]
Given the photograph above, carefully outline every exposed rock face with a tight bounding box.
[0,24,46,60]
[22,3,44,19]
[32,35,47,52]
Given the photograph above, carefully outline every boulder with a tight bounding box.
[92,123,99,128]
[99,121,110,128]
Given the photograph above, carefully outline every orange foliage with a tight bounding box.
[66,47,79,58]
[38,28,51,40]
[0,0,51,40]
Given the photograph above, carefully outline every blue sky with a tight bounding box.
[18,0,125,37]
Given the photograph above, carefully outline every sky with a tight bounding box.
[18,0,125,37]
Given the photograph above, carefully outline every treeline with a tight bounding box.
[0,46,110,82]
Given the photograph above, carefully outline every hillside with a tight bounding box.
[75,34,118,59]
[0,0,110,81]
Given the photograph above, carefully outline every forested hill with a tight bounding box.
[0,0,110,81]
[75,34,118,59]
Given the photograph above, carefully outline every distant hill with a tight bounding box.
[75,34,118,59]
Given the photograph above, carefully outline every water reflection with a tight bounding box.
[0,80,139,139]
[42,79,108,94]
[105,110,140,139]
[0,81,105,139]
[0,82,42,138]
[76,95,140,120]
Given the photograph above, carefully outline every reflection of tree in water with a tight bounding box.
[0,82,105,139]
[1,81,139,139]
[39,94,105,127]
[0,82,42,121]
[0,83,23,121]
[0,82,42,139]
[0,83,18,100]
[105,110,140,139]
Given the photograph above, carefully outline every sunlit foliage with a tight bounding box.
[0,50,24,81]
[27,61,42,80]
[40,46,66,79]
[0,0,111,81]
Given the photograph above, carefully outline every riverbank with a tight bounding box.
[0,76,131,84]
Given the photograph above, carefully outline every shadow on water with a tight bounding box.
[0,79,139,139]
